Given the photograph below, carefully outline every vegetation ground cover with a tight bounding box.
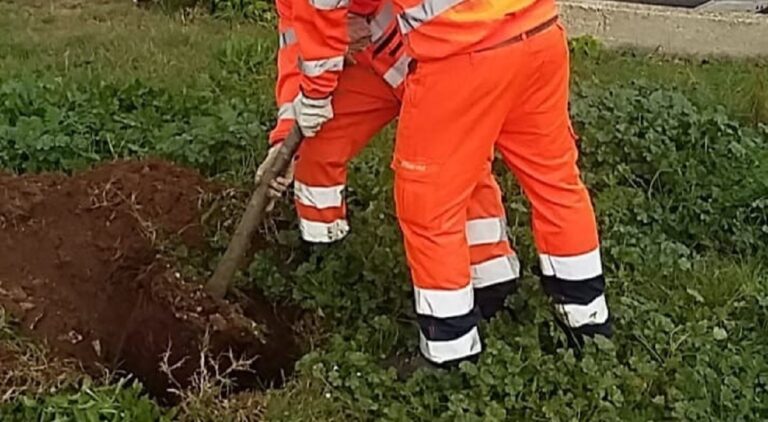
[0,1,767,420]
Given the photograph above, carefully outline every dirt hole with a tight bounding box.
[0,160,303,403]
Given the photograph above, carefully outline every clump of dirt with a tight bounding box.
[0,160,302,402]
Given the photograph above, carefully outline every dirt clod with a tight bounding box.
[0,160,302,402]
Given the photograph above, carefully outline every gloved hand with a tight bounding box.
[255,144,296,211]
[293,92,333,137]
[345,13,372,64]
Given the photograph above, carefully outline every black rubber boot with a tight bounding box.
[555,316,613,353]
[386,352,480,380]
[532,265,614,352]
[475,279,519,320]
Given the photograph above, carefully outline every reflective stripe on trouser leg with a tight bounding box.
[472,253,520,320]
[465,175,518,319]
[487,27,610,338]
[293,63,400,243]
[471,253,519,289]
[393,45,516,366]
[414,284,482,364]
[539,248,611,335]
[294,182,349,243]
[297,218,349,243]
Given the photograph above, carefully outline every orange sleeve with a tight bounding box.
[349,0,379,15]
[269,0,301,144]
[292,0,349,99]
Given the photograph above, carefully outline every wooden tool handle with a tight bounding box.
[205,125,303,299]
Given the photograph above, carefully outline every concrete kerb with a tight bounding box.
[559,0,768,57]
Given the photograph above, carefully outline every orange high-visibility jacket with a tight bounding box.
[271,0,409,144]
[271,0,354,143]
[279,0,381,100]
[394,0,557,61]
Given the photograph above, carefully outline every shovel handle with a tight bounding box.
[205,126,304,299]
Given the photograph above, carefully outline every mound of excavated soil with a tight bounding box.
[0,160,301,402]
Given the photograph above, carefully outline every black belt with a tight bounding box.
[407,16,560,74]
[478,15,560,53]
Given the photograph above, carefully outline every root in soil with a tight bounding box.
[0,159,302,402]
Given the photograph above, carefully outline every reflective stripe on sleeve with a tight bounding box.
[279,28,297,48]
[383,55,411,87]
[370,0,395,42]
[299,56,345,77]
[277,102,295,120]
[397,0,464,34]
[309,0,349,10]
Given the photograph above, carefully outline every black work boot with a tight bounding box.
[386,352,480,380]
[386,353,440,379]
[533,265,613,352]
[475,278,519,320]
[554,316,613,352]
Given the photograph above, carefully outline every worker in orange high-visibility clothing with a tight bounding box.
[389,0,613,366]
[264,0,523,319]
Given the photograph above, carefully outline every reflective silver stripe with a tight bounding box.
[299,56,345,77]
[471,254,520,289]
[370,0,395,42]
[277,102,294,120]
[414,283,473,318]
[382,55,411,88]
[294,181,344,209]
[310,0,349,10]
[555,294,610,328]
[466,217,506,246]
[539,248,603,281]
[299,218,350,243]
[420,327,482,364]
[279,28,297,48]
[397,0,464,34]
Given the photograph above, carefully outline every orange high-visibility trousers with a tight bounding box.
[294,60,520,318]
[393,21,611,365]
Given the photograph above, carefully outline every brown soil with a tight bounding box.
[0,160,302,402]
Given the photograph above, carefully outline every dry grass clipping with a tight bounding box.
[0,308,85,403]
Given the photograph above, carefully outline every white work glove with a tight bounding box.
[293,92,333,138]
[255,144,296,211]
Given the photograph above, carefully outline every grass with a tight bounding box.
[1,1,767,420]
[0,0,271,87]
[2,1,767,123]
[570,38,768,126]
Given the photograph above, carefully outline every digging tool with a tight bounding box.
[205,125,303,300]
